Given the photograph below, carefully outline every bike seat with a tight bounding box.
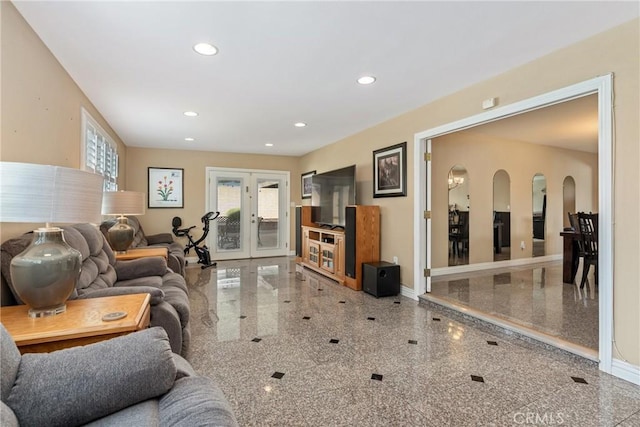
[173,225,196,237]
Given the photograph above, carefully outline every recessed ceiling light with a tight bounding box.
[184,137,195,142]
[183,111,198,117]
[294,122,307,128]
[265,143,274,147]
[193,43,218,56]
[357,76,376,85]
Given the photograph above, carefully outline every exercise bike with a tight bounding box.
[171,211,220,269]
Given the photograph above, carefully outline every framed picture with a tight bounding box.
[373,142,407,198]
[148,167,184,208]
[301,170,316,199]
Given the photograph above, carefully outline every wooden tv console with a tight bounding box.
[298,205,380,291]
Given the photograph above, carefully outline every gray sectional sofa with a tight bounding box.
[1,223,190,356]
[1,324,238,427]
[100,216,186,276]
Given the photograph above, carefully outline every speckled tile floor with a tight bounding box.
[185,257,640,426]
[430,261,599,351]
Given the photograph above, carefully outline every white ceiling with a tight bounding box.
[13,1,638,156]
[458,93,599,153]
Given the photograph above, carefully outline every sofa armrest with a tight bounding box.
[146,233,174,245]
[5,328,177,427]
[77,287,165,305]
[159,377,239,427]
[115,257,168,280]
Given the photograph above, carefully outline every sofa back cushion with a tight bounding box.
[126,216,149,248]
[62,224,118,296]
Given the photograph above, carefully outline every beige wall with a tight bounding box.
[0,2,127,241]
[431,132,598,267]
[125,147,300,249]
[301,19,639,364]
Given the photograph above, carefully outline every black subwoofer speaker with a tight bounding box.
[295,206,302,257]
[362,261,400,298]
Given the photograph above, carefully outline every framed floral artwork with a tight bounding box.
[148,167,184,208]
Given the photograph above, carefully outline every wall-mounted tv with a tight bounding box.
[311,165,356,228]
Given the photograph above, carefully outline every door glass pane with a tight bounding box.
[217,178,242,251]
[256,179,280,249]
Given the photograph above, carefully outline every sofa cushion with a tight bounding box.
[0,401,18,427]
[115,257,168,281]
[83,400,160,427]
[159,376,239,427]
[6,327,176,427]
[0,324,21,401]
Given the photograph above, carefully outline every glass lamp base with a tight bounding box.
[28,303,67,318]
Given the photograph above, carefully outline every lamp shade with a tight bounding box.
[0,162,105,318]
[102,191,146,216]
[0,162,105,224]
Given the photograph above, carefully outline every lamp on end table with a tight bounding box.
[0,162,104,318]
[101,191,146,253]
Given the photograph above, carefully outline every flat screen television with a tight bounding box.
[311,165,356,228]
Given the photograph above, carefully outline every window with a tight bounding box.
[81,108,118,190]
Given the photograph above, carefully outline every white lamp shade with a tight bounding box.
[102,191,145,216]
[0,162,105,224]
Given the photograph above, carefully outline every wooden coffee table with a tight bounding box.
[0,293,151,354]
[115,247,168,261]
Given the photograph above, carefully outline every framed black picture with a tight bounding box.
[373,142,407,198]
[301,170,316,199]
[148,167,184,208]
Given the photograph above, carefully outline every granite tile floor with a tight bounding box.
[185,257,640,426]
[429,261,599,351]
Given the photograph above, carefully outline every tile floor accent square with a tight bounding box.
[283,300,291,303]
[471,375,485,383]
[303,316,311,320]
[239,315,247,319]
[487,341,498,346]
[251,338,262,343]
[408,340,418,345]
[432,317,441,321]
[329,339,339,344]
[371,374,383,381]
[339,301,346,304]
[571,376,588,384]
[271,372,285,379]
[367,317,376,321]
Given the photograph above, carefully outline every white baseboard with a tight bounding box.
[432,254,562,277]
[401,285,418,300]
[611,358,640,386]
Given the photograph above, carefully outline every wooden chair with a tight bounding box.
[576,212,598,289]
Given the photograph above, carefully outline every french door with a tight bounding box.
[207,168,290,260]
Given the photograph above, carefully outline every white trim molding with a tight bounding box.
[413,74,614,377]
[611,359,640,386]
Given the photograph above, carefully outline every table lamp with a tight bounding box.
[0,162,104,317]
[101,191,145,253]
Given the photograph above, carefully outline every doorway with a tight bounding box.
[207,168,290,260]
[414,75,613,372]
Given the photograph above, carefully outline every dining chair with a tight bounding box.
[576,212,598,289]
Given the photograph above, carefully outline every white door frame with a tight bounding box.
[413,75,613,373]
[205,166,290,259]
